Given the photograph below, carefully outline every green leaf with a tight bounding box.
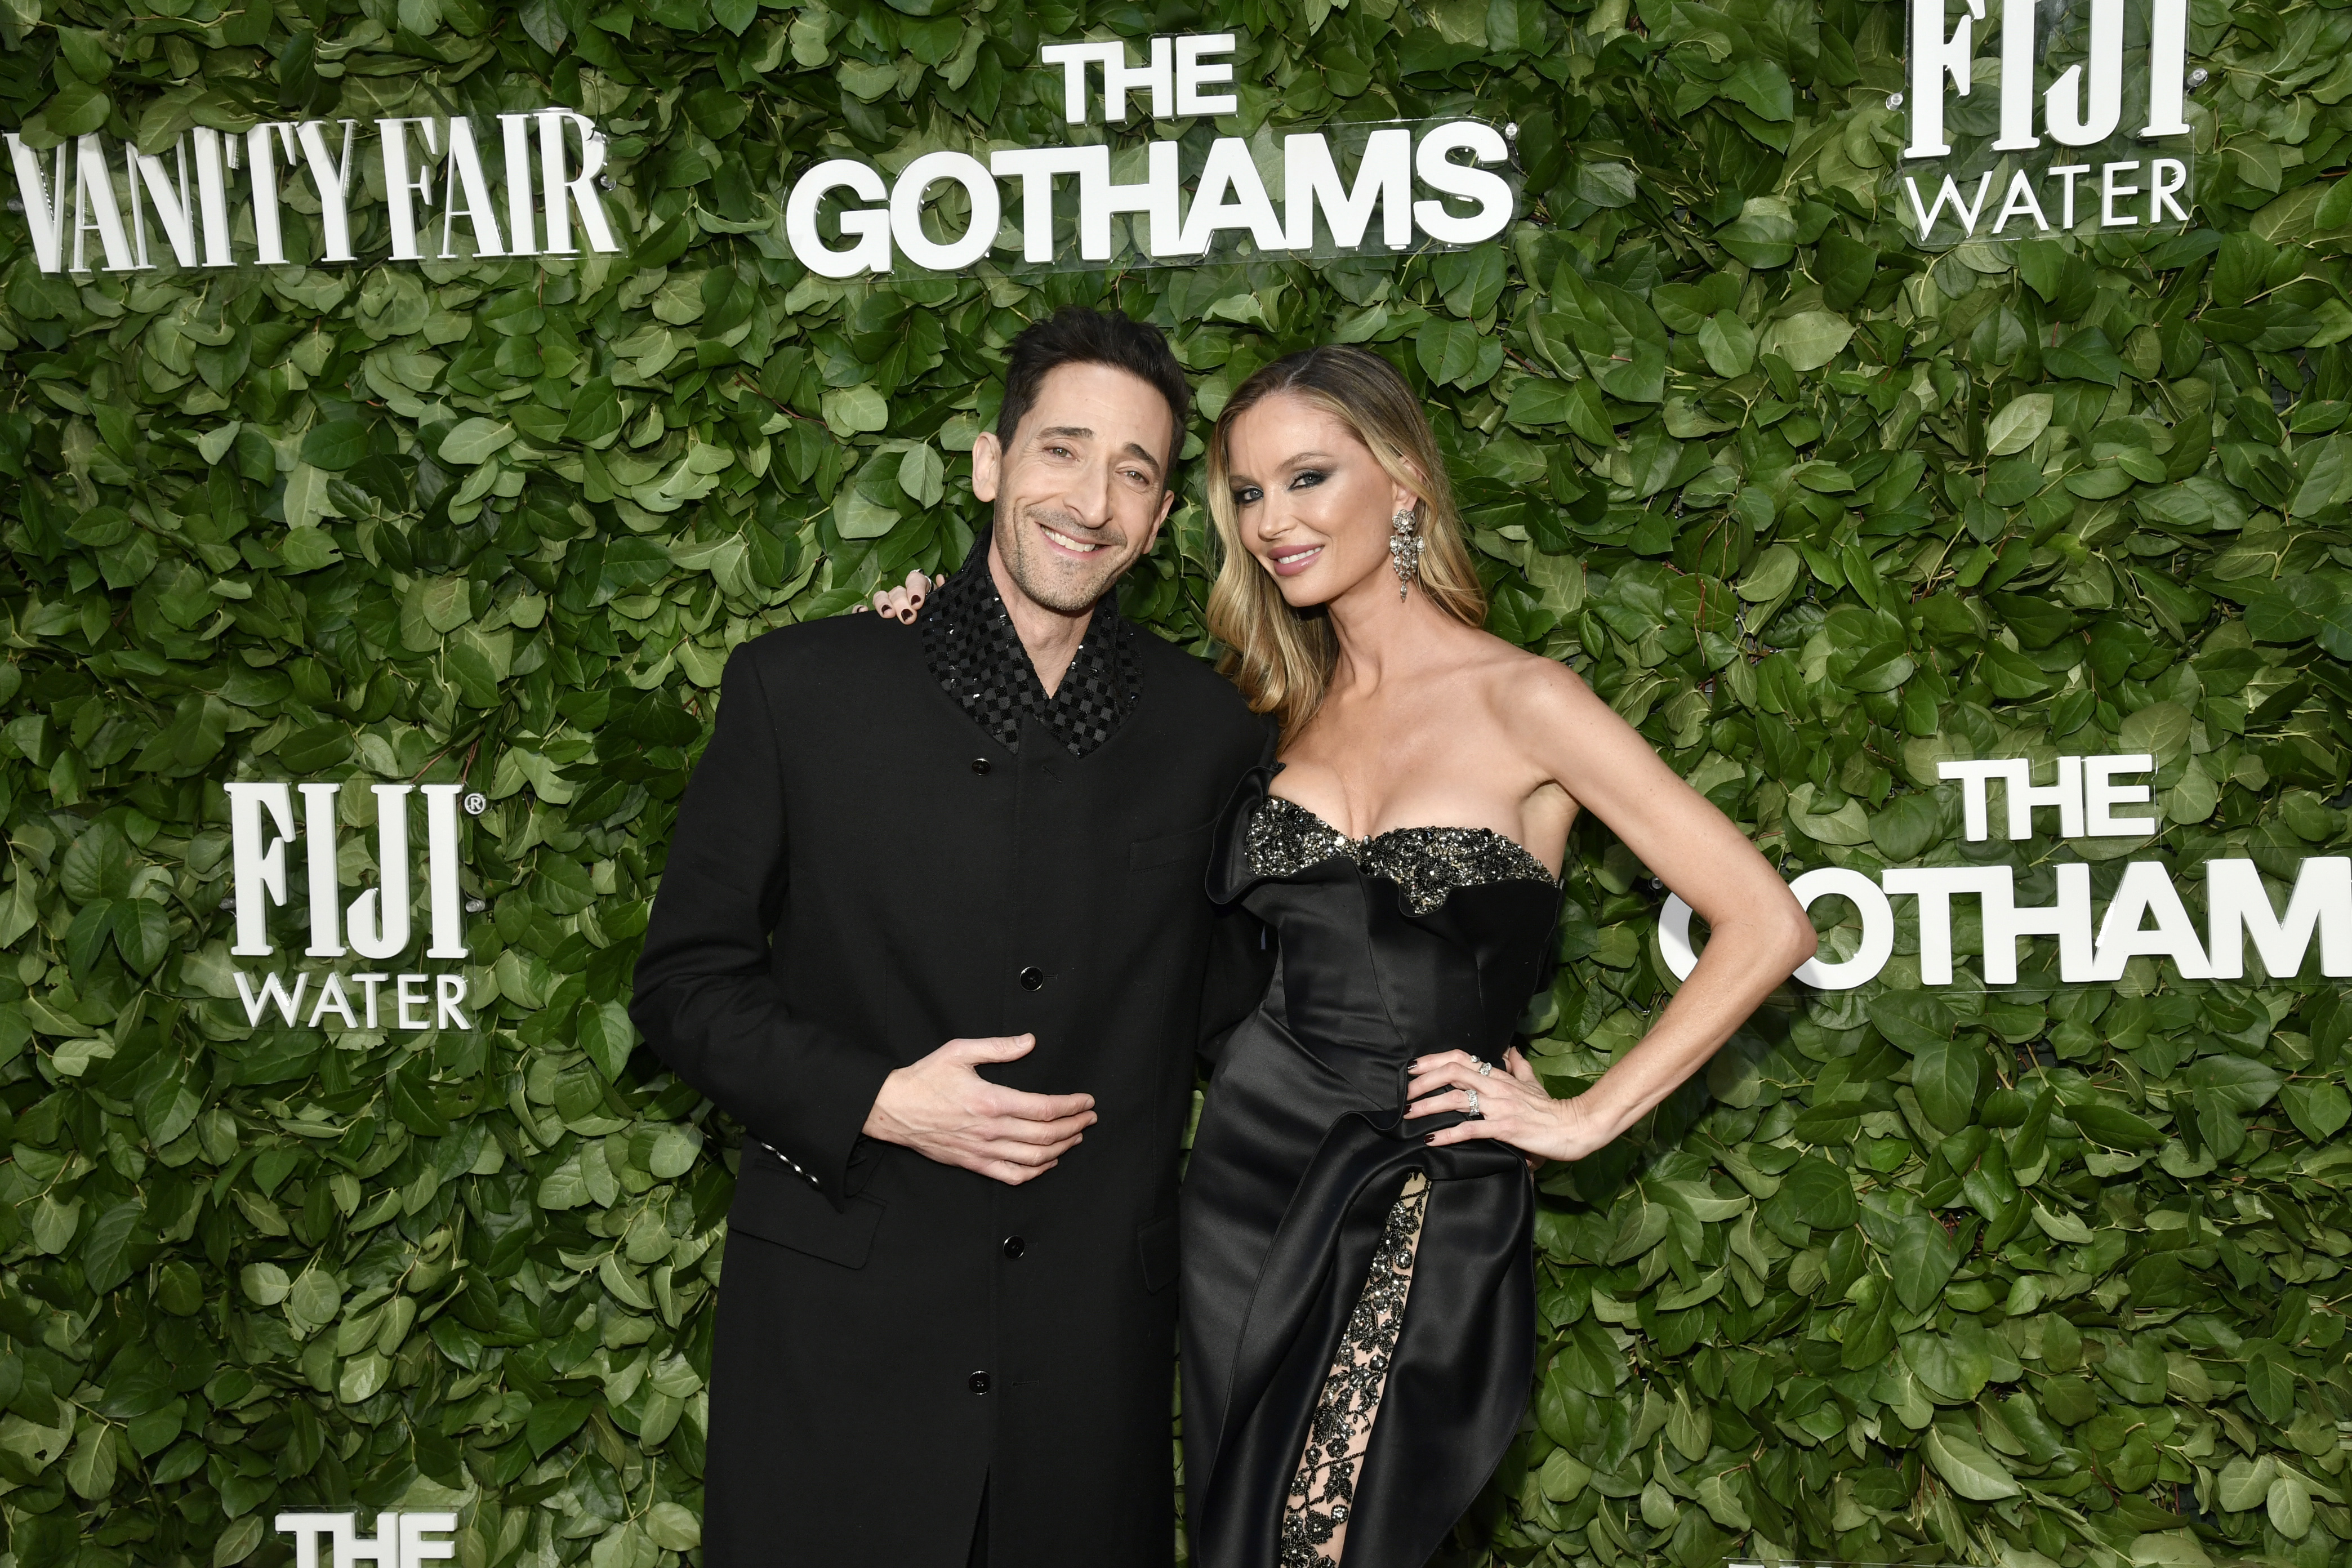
[1925,1427,2020,1499]
[391,1058,452,1136]
[2282,1081,2352,1142]
[1780,1156,1857,1228]
[67,506,133,547]
[580,1001,637,1081]
[280,523,342,572]
[109,900,168,975]
[409,576,474,638]
[1985,394,2054,456]
[2118,700,2194,762]
[1738,544,1799,602]
[2178,1054,2281,1112]
[195,422,242,464]
[1890,1215,1958,1312]
[1504,377,1581,429]
[898,442,945,507]
[213,1516,266,1568]
[647,1502,703,1551]
[298,420,370,471]
[1416,318,1503,389]
[2246,1349,2296,1423]
[438,417,515,465]
[287,1266,341,1329]
[648,1123,705,1178]
[1870,792,1941,861]
[46,80,110,137]
[61,821,137,902]
[64,1423,117,1500]
[1818,230,1879,310]
[1721,56,1793,121]
[241,1262,290,1306]
[1910,1036,1980,1133]
[1760,310,1854,373]
[338,1351,389,1404]
[79,1197,143,1296]
[2269,1473,2314,1539]
[822,385,889,435]
[2218,1456,2277,1512]
[563,378,625,444]
[1697,311,1756,377]
[528,1396,592,1456]
[2068,1099,2163,1148]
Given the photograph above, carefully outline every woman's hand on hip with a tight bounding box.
[1405,1048,1614,1164]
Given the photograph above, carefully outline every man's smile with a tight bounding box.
[1039,523,1110,556]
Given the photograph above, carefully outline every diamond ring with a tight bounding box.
[1475,1059,1494,1077]
[1465,1087,1482,1117]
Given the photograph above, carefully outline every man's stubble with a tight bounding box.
[997,501,1137,616]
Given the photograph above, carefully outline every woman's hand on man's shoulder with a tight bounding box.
[855,568,945,624]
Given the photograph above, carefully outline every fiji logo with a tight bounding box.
[1899,0,2196,243]
[224,782,479,1033]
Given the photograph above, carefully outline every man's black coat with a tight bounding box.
[630,605,1269,1567]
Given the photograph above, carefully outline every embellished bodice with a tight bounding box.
[1243,796,1557,915]
[1208,767,1564,1099]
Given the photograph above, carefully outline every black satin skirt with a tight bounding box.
[1179,1000,1535,1568]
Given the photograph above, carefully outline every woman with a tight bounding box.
[1180,346,1815,1568]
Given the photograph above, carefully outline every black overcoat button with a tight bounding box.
[1018,966,1045,990]
[1003,1236,1025,1259]
[971,758,991,775]
[969,1371,991,1394]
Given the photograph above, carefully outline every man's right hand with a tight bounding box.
[862,1035,1095,1185]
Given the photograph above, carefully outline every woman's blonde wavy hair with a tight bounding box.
[1204,346,1485,734]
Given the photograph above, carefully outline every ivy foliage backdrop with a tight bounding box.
[3,0,2352,1561]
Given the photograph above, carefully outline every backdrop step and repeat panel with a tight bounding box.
[3,0,2352,1565]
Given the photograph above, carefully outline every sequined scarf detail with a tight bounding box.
[1244,796,1557,914]
[1280,1171,1430,1566]
[919,538,1143,757]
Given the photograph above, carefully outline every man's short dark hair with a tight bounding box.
[997,307,1191,483]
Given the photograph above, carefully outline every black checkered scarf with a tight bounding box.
[917,532,1143,758]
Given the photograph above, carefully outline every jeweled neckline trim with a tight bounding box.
[1246,795,1559,914]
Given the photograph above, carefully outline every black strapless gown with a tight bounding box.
[1182,766,1564,1568]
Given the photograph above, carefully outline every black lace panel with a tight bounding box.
[919,538,1143,758]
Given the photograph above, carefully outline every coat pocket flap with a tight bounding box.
[1137,1214,1179,1294]
[1128,822,1213,871]
[729,1154,886,1268]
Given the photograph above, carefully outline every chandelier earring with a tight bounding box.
[1388,505,1423,600]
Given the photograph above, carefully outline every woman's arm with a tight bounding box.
[1408,659,1815,1161]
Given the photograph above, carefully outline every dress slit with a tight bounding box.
[1279,1171,1430,1565]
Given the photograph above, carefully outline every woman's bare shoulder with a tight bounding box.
[1450,631,1597,712]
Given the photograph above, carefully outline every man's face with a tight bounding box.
[972,361,1178,616]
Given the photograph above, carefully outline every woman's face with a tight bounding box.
[1224,392,1420,609]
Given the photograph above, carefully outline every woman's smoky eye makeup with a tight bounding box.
[1289,470,1326,490]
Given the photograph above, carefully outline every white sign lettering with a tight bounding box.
[1660,755,2352,991]
[5,109,621,275]
[785,33,1516,277]
[274,1512,457,1568]
[1899,0,2195,244]
[225,782,475,1030]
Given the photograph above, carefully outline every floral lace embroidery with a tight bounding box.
[1279,1171,1430,1565]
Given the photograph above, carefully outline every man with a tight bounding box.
[630,307,1271,1568]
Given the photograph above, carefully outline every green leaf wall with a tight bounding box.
[1,0,2350,1565]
